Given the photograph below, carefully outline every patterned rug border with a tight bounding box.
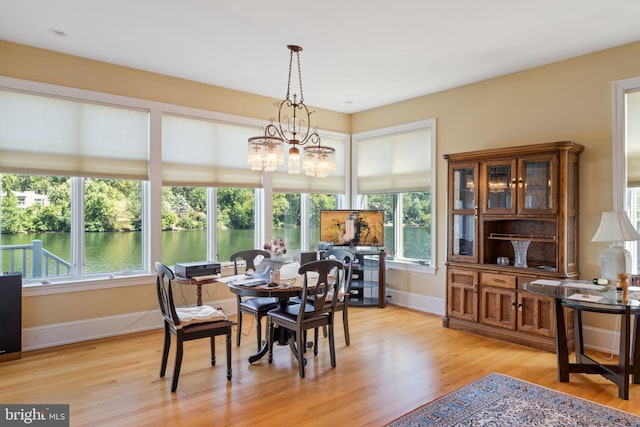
[386,372,640,427]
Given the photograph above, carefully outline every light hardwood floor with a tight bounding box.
[1,305,638,426]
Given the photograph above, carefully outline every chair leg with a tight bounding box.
[236,311,243,347]
[297,327,306,378]
[313,328,319,356]
[210,336,216,366]
[171,338,184,392]
[328,322,337,368]
[225,329,232,381]
[267,317,274,364]
[343,307,350,346]
[322,325,328,338]
[160,324,171,377]
[256,315,263,350]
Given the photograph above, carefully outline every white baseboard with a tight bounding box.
[582,324,621,356]
[22,297,237,351]
[386,288,445,316]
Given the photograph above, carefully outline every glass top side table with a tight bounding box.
[520,279,640,400]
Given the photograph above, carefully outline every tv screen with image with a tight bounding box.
[319,210,384,247]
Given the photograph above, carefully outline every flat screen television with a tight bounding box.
[319,210,384,247]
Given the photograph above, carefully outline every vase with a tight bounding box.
[511,239,530,268]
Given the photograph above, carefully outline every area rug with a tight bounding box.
[386,373,640,426]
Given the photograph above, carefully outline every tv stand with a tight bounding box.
[349,249,386,308]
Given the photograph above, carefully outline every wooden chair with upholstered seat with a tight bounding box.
[267,259,344,378]
[321,249,355,345]
[230,249,278,349]
[156,262,233,392]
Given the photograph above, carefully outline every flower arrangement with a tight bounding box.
[264,236,287,257]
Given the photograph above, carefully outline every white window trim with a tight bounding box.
[612,75,640,270]
[612,76,640,210]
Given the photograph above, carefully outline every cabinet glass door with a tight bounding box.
[482,160,515,214]
[519,155,556,213]
[452,214,475,258]
[453,167,475,210]
[450,164,478,262]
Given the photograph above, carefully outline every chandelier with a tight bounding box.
[247,45,336,177]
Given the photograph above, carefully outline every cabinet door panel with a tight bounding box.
[517,291,554,337]
[447,268,478,322]
[480,286,516,329]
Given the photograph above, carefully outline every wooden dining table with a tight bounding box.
[225,278,304,363]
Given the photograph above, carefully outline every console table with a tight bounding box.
[521,279,640,399]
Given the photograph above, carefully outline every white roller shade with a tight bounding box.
[356,127,431,193]
[0,89,149,179]
[271,136,347,193]
[162,114,263,188]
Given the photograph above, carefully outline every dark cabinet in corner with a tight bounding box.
[443,141,583,352]
[0,273,22,362]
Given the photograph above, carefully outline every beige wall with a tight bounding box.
[354,41,640,304]
[3,39,640,331]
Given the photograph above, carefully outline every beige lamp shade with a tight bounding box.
[591,211,640,242]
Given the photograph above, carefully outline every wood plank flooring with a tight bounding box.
[1,305,638,426]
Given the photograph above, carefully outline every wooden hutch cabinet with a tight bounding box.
[443,141,583,351]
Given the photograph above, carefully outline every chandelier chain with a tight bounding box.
[296,49,304,103]
[286,48,293,101]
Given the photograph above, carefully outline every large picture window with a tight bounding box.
[0,87,149,283]
[353,120,436,270]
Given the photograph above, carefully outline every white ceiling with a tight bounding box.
[1,1,640,114]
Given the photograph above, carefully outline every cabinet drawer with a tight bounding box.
[482,272,515,289]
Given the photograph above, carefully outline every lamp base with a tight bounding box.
[600,243,631,283]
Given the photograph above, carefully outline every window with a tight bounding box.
[0,87,149,282]
[161,113,262,264]
[613,76,640,273]
[353,120,436,269]
[217,187,257,261]
[160,186,207,266]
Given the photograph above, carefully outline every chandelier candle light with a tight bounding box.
[248,45,336,177]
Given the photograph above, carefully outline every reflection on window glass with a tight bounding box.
[1,174,72,279]
[217,188,256,262]
[161,186,207,266]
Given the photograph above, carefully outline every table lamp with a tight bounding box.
[591,211,640,282]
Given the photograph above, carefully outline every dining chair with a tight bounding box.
[267,259,344,378]
[230,249,278,349]
[155,262,233,392]
[321,249,355,345]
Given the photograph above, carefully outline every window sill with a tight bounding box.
[386,260,436,275]
[22,274,155,297]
